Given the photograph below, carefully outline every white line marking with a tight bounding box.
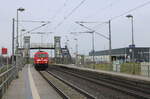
[28,65,41,99]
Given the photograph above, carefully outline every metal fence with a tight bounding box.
[141,62,150,77]
[30,43,54,48]
[0,65,16,98]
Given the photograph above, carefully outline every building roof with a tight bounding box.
[89,47,150,56]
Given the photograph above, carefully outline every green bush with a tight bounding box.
[120,63,140,75]
[87,63,113,71]
[87,63,141,75]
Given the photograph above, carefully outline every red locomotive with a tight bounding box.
[34,51,49,70]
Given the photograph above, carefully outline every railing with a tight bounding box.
[141,62,150,77]
[30,43,54,48]
[0,65,16,98]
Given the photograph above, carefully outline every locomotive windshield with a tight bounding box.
[36,54,48,58]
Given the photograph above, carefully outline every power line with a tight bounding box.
[86,0,121,19]
[92,22,108,30]
[26,24,48,33]
[76,22,109,39]
[54,0,87,30]
[111,0,150,20]
[75,21,108,35]
[18,22,51,37]
[30,32,53,34]
[51,0,69,20]
[15,20,50,23]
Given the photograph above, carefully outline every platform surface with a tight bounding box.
[2,64,62,99]
[57,64,150,82]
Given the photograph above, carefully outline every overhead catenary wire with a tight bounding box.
[30,32,53,34]
[15,20,50,23]
[75,0,150,36]
[86,0,121,19]
[54,0,87,30]
[110,0,150,20]
[76,22,109,40]
[79,21,108,31]
[92,22,108,30]
[51,0,69,20]
[17,22,51,38]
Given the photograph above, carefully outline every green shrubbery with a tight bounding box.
[87,63,141,75]
[120,63,140,75]
[87,63,112,71]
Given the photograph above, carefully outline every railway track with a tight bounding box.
[48,65,150,99]
[39,71,69,99]
[39,71,96,99]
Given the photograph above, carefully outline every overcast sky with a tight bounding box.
[0,0,150,55]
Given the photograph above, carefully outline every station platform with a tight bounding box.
[56,64,150,82]
[2,64,62,99]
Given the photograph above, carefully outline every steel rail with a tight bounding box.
[67,68,150,94]
[38,71,69,99]
[51,66,150,99]
[47,71,96,99]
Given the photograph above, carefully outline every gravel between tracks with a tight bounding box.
[41,71,87,99]
[48,66,138,99]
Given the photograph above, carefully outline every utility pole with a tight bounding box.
[92,31,95,69]
[71,30,95,69]
[16,8,25,73]
[75,21,111,67]
[109,20,112,64]
[74,38,78,66]
[12,18,15,65]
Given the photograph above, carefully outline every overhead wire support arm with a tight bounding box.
[75,20,112,64]
[14,20,50,23]
[70,31,94,34]
[14,20,51,39]
[75,21,109,40]
[30,32,53,34]
[21,21,51,36]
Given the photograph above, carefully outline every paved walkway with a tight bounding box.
[58,64,150,82]
[2,64,62,99]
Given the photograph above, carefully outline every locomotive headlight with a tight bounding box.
[37,59,41,61]
[43,59,48,63]
[45,61,48,63]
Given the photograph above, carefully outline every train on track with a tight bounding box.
[34,51,49,70]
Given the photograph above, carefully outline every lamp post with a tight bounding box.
[16,7,25,75]
[12,18,15,64]
[16,8,25,53]
[126,14,135,62]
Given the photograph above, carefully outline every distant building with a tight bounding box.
[88,47,150,63]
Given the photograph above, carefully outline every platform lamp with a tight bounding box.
[126,14,135,62]
[16,8,25,53]
[16,7,25,78]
